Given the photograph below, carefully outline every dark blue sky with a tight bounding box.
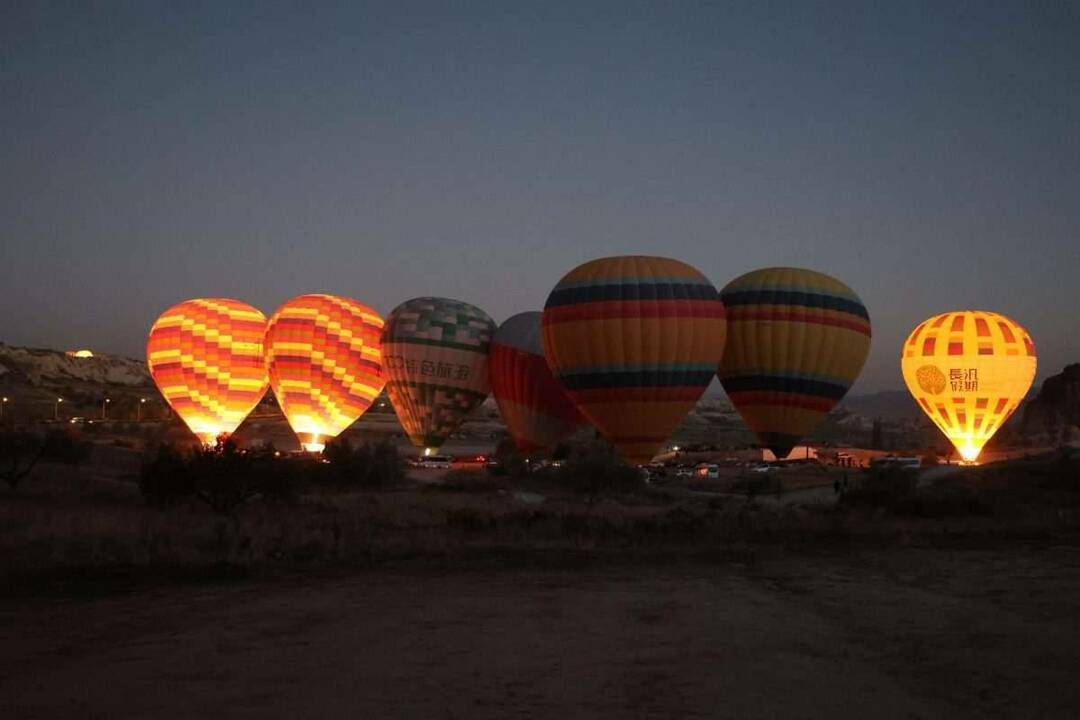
[2,1,1077,392]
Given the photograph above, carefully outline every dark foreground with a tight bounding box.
[3,548,1080,719]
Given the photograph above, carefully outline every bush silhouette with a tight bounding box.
[139,436,405,512]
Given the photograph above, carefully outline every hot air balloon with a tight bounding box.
[264,294,386,452]
[901,311,1036,463]
[542,256,727,465]
[146,298,269,445]
[489,312,584,453]
[718,267,871,460]
[382,297,495,454]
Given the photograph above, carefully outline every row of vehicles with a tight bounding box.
[409,454,569,472]
[646,460,783,483]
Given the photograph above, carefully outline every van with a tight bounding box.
[418,455,452,469]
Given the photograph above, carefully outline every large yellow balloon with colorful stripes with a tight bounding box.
[718,267,871,460]
[265,294,386,452]
[542,256,727,465]
[146,298,269,445]
[901,311,1036,463]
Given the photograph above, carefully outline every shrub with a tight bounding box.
[0,430,45,490]
[1037,453,1080,492]
[893,483,991,517]
[840,465,918,509]
[139,437,407,511]
[732,475,773,497]
[321,437,405,488]
[139,443,196,507]
[551,440,644,502]
[187,437,263,513]
[492,437,526,476]
[140,438,293,513]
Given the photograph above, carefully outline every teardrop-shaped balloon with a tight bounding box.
[542,256,727,465]
[264,294,386,452]
[382,297,495,453]
[146,298,269,445]
[718,267,871,460]
[489,312,584,453]
[901,310,1036,463]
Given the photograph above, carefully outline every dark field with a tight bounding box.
[4,549,1080,719]
[3,446,1080,718]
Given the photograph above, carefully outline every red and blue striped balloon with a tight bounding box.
[542,256,727,465]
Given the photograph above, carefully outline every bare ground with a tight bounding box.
[3,547,1080,719]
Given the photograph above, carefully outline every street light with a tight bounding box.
[138,397,146,422]
[55,397,63,421]
[1,396,8,421]
[102,397,111,420]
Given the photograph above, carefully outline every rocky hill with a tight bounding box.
[0,343,154,421]
[838,390,922,423]
[1022,364,1080,445]
[0,344,150,388]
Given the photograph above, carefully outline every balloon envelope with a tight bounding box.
[382,297,495,453]
[718,267,871,460]
[901,310,1036,463]
[489,312,583,453]
[146,298,269,445]
[264,294,386,452]
[542,256,727,465]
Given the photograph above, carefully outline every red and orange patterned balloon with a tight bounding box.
[264,294,386,452]
[489,312,583,453]
[147,298,269,445]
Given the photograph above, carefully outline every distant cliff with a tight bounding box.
[1022,364,1080,444]
[0,343,150,388]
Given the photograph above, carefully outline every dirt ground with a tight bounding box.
[3,547,1080,719]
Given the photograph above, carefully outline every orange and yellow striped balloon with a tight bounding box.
[265,294,386,452]
[147,298,269,445]
[901,311,1036,463]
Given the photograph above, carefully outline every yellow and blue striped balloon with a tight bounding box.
[718,267,871,459]
[542,256,727,465]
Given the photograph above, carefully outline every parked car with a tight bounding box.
[675,466,694,479]
[694,463,720,480]
[451,454,487,469]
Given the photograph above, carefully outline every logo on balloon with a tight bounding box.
[916,365,947,395]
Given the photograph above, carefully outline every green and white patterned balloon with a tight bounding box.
[381,297,495,452]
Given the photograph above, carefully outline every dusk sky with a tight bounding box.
[2,1,1077,393]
